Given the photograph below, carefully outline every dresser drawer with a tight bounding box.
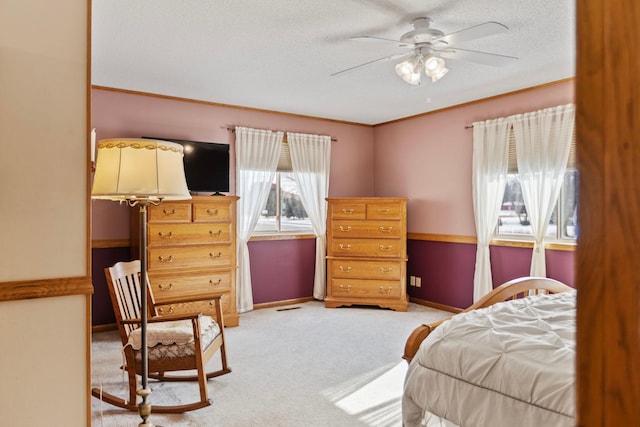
[330,238,402,257]
[330,203,366,219]
[330,220,402,238]
[149,271,232,304]
[148,245,233,271]
[148,202,192,222]
[328,259,402,280]
[366,203,403,220]
[155,294,231,318]
[329,278,402,299]
[193,202,232,222]
[148,223,231,246]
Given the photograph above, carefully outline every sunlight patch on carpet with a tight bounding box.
[322,361,408,426]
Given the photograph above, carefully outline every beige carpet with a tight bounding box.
[91,301,451,427]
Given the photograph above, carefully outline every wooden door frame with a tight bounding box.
[576,0,640,424]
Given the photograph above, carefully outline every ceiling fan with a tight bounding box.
[332,17,518,86]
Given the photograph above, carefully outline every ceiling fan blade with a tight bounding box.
[437,21,509,46]
[438,47,518,67]
[330,52,412,77]
[349,35,414,48]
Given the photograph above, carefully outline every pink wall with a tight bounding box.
[374,80,576,308]
[90,83,577,321]
[91,88,375,239]
[373,80,575,235]
[92,82,575,239]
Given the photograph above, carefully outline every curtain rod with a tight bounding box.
[463,103,575,131]
[225,126,337,142]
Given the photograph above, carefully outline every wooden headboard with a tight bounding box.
[403,276,574,362]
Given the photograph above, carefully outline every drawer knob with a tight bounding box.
[209,229,223,236]
[162,208,176,216]
[379,286,393,294]
[158,231,173,239]
[338,226,352,232]
[339,284,352,292]
[209,278,222,286]
[341,208,354,214]
[158,306,175,314]
[210,252,223,258]
[206,208,219,215]
[158,255,174,263]
[338,265,351,272]
[158,283,173,290]
[379,267,393,273]
[377,208,391,214]
[379,245,393,251]
[379,226,393,233]
[338,244,352,251]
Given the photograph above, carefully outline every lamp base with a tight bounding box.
[138,387,153,426]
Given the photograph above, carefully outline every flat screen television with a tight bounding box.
[143,137,230,195]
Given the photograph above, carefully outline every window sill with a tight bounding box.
[407,233,577,252]
[249,232,316,242]
[490,238,576,252]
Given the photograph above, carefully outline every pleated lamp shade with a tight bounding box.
[91,138,191,202]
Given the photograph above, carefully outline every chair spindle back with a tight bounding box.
[104,260,147,340]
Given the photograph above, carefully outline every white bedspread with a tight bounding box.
[403,291,576,427]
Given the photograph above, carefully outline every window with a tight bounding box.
[253,143,313,234]
[498,170,578,240]
[496,126,577,241]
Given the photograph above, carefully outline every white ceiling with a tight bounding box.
[91,0,575,126]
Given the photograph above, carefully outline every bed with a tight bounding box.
[402,277,575,427]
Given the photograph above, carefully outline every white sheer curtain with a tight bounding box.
[235,126,283,313]
[511,104,574,276]
[471,118,511,301]
[288,132,331,300]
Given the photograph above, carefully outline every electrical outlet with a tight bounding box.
[415,277,422,288]
[409,275,416,286]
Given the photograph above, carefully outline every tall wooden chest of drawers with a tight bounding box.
[325,197,408,312]
[132,196,239,327]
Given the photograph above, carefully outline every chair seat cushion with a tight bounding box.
[128,316,221,360]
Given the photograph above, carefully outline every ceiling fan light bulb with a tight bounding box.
[424,56,447,82]
[424,56,441,71]
[395,60,413,75]
[401,70,422,85]
[395,59,422,85]
[407,74,422,85]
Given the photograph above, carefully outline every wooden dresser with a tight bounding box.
[325,197,408,312]
[132,196,239,327]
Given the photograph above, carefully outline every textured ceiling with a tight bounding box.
[92,0,575,125]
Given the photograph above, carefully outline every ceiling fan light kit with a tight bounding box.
[395,52,449,86]
[334,15,517,87]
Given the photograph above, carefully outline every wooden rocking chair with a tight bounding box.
[91,260,231,413]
